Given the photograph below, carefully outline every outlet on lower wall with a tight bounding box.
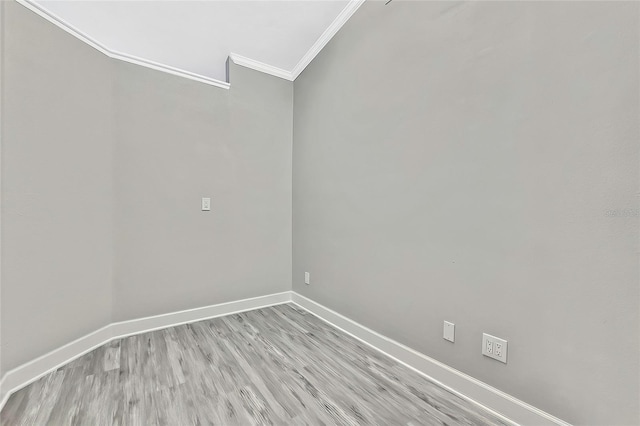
[304,272,310,285]
[482,333,507,363]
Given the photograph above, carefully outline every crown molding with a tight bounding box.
[15,0,231,89]
[230,0,367,82]
[229,53,294,81]
[291,0,366,80]
[110,48,230,89]
[15,0,365,85]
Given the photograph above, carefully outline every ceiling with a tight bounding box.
[25,0,359,85]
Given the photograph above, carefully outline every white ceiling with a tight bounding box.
[29,0,353,83]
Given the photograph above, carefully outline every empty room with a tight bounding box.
[0,0,638,425]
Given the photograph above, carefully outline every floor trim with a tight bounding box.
[290,292,571,426]
[0,291,571,425]
[0,291,291,409]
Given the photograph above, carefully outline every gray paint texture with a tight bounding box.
[113,60,293,321]
[0,1,293,374]
[0,0,5,375]
[292,1,639,425]
[1,0,639,424]
[1,2,114,375]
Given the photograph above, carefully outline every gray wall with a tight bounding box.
[112,60,292,321]
[0,0,5,375]
[2,0,638,423]
[292,2,639,425]
[1,2,114,374]
[0,1,293,374]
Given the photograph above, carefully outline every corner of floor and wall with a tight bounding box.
[1,0,639,425]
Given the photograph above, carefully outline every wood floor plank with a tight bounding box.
[45,367,87,425]
[103,340,122,373]
[1,304,510,426]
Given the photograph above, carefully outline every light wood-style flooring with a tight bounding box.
[1,304,509,425]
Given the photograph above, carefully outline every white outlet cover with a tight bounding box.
[443,321,455,342]
[304,272,310,285]
[482,333,507,363]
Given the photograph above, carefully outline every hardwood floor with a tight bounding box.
[1,304,510,425]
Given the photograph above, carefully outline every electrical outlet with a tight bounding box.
[482,333,507,363]
[304,272,310,285]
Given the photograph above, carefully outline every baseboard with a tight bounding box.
[0,291,291,409]
[290,292,571,426]
[0,291,571,426]
[0,324,113,410]
[109,291,291,339]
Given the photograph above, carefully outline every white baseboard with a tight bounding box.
[290,292,571,426]
[0,290,571,426]
[0,324,113,410]
[0,291,291,409]
[109,292,291,339]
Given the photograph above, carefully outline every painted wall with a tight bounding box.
[112,60,293,321]
[1,2,114,375]
[0,0,5,375]
[292,2,639,425]
[2,0,638,423]
[0,1,293,374]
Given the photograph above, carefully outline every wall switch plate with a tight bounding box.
[482,333,507,363]
[201,197,211,211]
[443,321,455,342]
[304,272,310,285]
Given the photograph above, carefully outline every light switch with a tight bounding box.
[443,321,455,343]
[201,197,211,211]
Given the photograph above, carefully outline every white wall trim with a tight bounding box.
[0,291,291,410]
[291,0,366,80]
[14,0,231,89]
[15,0,366,85]
[229,54,294,81]
[290,292,572,426]
[0,290,571,425]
